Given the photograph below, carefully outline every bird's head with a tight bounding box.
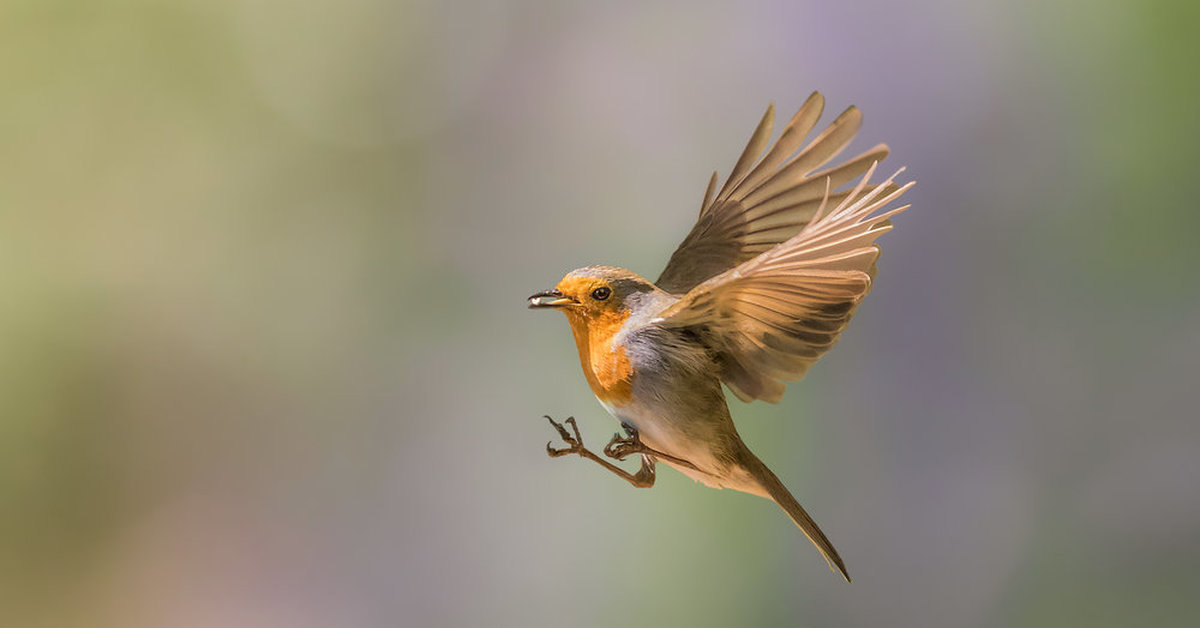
[528,266,658,329]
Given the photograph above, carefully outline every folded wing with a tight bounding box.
[655,91,892,295]
[654,164,913,403]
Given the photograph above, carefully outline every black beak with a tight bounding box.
[528,289,575,309]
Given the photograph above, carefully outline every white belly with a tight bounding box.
[593,395,738,490]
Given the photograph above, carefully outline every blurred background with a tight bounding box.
[2,1,1198,626]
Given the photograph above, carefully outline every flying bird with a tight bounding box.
[529,92,913,581]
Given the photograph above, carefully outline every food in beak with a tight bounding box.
[528,289,575,308]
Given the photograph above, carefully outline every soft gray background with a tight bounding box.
[2,1,1197,626]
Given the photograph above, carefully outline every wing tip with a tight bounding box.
[835,104,863,127]
[762,102,777,128]
[799,90,824,118]
[700,170,719,216]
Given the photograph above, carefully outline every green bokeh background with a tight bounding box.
[2,1,1197,626]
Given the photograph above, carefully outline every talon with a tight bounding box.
[603,433,627,459]
[603,428,642,460]
[564,417,583,441]
[546,415,574,444]
[545,415,586,457]
[539,413,658,488]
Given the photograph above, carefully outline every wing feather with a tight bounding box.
[657,93,892,294]
[734,106,863,205]
[731,92,826,198]
[655,165,914,402]
[712,104,777,206]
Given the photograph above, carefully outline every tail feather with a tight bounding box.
[743,451,850,582]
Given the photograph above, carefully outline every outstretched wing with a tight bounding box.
[655,91,891,295]
[653,164,913,403]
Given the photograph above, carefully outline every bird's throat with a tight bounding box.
[564,310,634,407]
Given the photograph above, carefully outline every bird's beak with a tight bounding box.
[528,288,576,309]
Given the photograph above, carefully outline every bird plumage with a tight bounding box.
[530,93,913,582]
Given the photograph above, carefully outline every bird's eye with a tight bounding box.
[591,286,611,301]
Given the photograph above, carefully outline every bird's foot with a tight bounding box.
[543,415,656,488]
[603,426,643,461]
[546,416,588,457]
[601,424,701,472]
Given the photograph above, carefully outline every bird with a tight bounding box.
[528,91,913,582]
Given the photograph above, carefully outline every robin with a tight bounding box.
[529,92,912,582]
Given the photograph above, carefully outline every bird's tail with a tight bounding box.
[742,450,850,582]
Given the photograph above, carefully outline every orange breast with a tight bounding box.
[565,310,634,407]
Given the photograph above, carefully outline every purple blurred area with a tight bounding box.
[2,1,1198,626]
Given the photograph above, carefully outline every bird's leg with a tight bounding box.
[604,423,702,472]
[545,416,656,488]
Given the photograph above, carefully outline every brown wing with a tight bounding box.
[654,164,914,403]
[655,91,891,294]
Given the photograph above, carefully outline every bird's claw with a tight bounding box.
[545,415,585,457]
[603,423,645,460]
[604,431,641,460]
[541,415,657,488]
